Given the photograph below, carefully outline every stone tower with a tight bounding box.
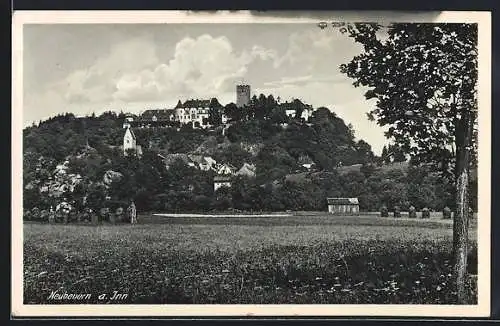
[236,84,251,108]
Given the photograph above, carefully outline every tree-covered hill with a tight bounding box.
[23,99,375,176]
[21,97,476,219]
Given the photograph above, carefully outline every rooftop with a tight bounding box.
[175,98,220,108]
[326,198,359,205]
[214,175,232,182]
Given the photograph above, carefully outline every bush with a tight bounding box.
[443,206,452,219]
[40,210,50,222]
[408,206,417,218]
[393,205,401,218]
[31,207,41,221]
[380,205,388,217]
[422,207,430,219]
[91,212,99,225]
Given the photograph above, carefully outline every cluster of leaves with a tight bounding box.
[339,23,478,178]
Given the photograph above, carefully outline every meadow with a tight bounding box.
[23,214,478,304]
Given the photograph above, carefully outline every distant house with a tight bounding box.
[200,157,217,171]
[298,155,315,170]
[217,163,236,175]
[174,99,213,129]
[281,100,314,122]
[125,109,177,129]
[327,198,360,215]
[236,163,256,178]
[214,175,232,192]
[188,154,217,171]
[123,127,142,157]
[142,109,176,122]
[285,109,297,118]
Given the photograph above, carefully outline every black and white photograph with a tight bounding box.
[12,10,491,317]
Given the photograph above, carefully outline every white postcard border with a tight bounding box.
[11,10,492,318]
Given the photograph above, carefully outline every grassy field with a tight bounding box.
[23,214,478,304]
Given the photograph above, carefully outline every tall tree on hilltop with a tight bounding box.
[381,145,390,164]
[339,22,478,303]
[254,94,268,120]
[224,103,242,122]
[208,98,223,126]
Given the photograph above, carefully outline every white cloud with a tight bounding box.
[52,34,279,104]
[273,29,355,72]
[113,34,278,102]
[263,74,346,88]
[61,37,159,103]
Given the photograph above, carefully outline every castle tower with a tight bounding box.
[236,84,251,108]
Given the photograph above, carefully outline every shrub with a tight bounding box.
[393,205,401,218]
[31,207,40,221]
[40,209,49,222]
[99,207,110,222]
[91,211,99,224]
[23,209,32,221]
[422,207,430,219]
[443,206,452,219]
[380,205,389,217]
[408,205,417,218]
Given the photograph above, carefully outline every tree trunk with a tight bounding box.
[453,113,473,304]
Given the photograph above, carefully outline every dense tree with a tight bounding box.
[356,140,375,164]
[339,22,478,302]
[380,145,390,164]
[224,103,243,122]
[208,98,224,126]
[387,144,407,163]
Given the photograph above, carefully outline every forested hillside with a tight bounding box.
[22,98,476,219]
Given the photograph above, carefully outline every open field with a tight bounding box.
[23,214,478,304]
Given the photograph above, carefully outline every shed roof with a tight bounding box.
[326,198,359,205]
[214,175,232,182]
[141,109,175,120]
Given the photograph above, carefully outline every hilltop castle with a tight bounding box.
[123,85,249,130]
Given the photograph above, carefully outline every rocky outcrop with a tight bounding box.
[240,142,264,156]
[103,170,124,187]
[39,160,82,199]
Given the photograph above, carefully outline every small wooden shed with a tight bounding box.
[327,197,360,215]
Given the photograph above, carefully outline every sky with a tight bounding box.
[23,22,392,153]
